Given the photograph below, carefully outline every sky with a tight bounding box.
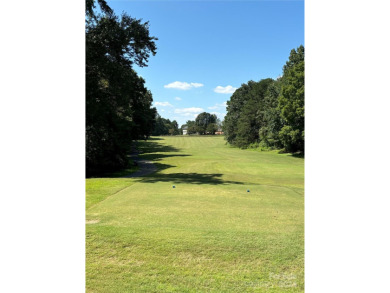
[107,0,304,127]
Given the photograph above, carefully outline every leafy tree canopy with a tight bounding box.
[86,1,158,175]
[152,114,180,136]
[223,45,304,153]
[195,112,217,135]
[224,79,274,148]
[278,45,304,153]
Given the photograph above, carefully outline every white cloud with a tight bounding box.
[208,106,218,110]
[214,85,237,94]
[174,107,204,114]
[184,113,198,117]
[154,101,173,107]
[164,81,204,90]
[174,107,204,119]
[190,83,203,88]
[174,97,182,101]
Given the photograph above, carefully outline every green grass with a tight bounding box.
[86,136,304,292]
[86,178,138,210]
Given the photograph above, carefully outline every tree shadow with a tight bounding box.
[148,162,174,172]
[142,172,244,185]
[137,140,182,154]
[278,149,304,159]
[139,153,191,161]
[289,153,304,159]
[146,137,164,141]
[90,138,193,178]
[136,139,192,163]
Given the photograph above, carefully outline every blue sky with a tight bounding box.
[107,0,304,126]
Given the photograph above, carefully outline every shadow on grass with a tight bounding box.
[277,149,304,159]
[142,172,244,185]
[138,139,182,154]
[137,139,192,163]
[146,137,164,141]
[88,138,190,178]
[139,153,191,161]
[87,165,140,179]
[288,153,304,159]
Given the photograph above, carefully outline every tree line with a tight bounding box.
[152,112,222,136]
[152,114,180,136]
[182,112,222,135]
[86,0,158,175]
[223,45,304,153]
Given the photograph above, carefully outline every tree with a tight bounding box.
[195,112,217,135]
[224,45,304,153]
[224,82,255,145]
[224,79,273,148]
[185,120,197,134]
[86,2,158,175]
[258,79,284,149]
[152,114,168,135]
[278,45,304,153]
[236,78,274,147]
[151,114,180,136]
[171,120,180,135]
[206,123,218,135]
[86,0,113,19]
[216,118,222,130]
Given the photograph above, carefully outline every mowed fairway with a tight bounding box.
[86,136,304,292]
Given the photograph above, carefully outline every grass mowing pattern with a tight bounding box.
[86,136,304,292]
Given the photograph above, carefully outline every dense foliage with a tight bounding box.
[183,120,197,135]
[86,0,158,175]
[195,112,218,135]
[181,112,220,135]
[278,46,305,153]
[152,114,180,135]
[223,45,304,153]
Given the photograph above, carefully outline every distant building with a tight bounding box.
[215,128,224,135]
[182,126,188,135]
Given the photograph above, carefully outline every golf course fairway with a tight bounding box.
[86,136,304,292]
